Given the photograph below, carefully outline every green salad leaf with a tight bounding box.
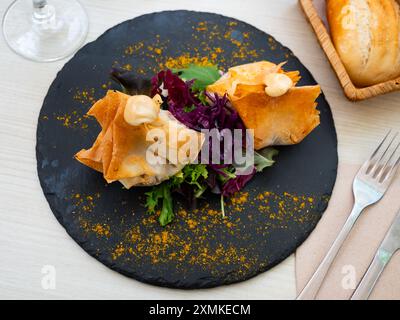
[145,164,209,226]
[254,148,279,172]
[159,185,174,226]
[217,166,237,184]
[184,164,208,189]
[145,186,163,214]
[172,64,221,92]
[145,183,174,227]
[145,150,278,226]
[183,105,196,113]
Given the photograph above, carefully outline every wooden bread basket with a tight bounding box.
[299,0,400,101]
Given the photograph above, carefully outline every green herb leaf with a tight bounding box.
[217,166,237,184]
[145,186,164,214]
[183,164,208,192]
[173,64,221,92]
[145,164,209,226]
[194,184,208,198]
[185,164,208,183]
[254,148,279,172]
[169,171,184,188]
[183,105,196,113]
[145,183,175,227]
[158,184,174,227]
[197,91,208,105]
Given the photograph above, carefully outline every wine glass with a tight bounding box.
[2,0,89,62]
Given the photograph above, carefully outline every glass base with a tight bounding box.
[2,0,89,62]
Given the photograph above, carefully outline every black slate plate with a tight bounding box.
[36,10,338,289]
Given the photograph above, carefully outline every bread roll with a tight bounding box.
[327,0,400,87]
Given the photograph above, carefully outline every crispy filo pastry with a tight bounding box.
[207,61,321,150]
[208,61,301,97]
[75,90,204,188]
[232,84,321,149]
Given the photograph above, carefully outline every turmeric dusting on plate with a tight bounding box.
[71,191,328,273]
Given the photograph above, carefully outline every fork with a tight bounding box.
[297,131,400,300]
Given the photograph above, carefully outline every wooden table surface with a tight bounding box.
[1,0,399,300]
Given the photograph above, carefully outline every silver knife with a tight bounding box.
[351,209,400,300]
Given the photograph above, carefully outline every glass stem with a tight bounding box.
[32,0,54,22]
[33,0,47,9]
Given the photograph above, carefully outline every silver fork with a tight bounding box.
[297,131,400,300]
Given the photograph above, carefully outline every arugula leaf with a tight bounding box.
[254,148,279,172]
[173,64,221,92]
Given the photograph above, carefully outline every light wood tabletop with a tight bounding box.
[1,0,399,300]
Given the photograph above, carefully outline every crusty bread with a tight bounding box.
[327,0,400,87]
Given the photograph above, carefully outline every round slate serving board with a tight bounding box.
[36,10,338,289]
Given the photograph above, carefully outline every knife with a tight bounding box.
[351,210,400,300]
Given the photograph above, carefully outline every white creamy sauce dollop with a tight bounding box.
[264,73,293,97]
